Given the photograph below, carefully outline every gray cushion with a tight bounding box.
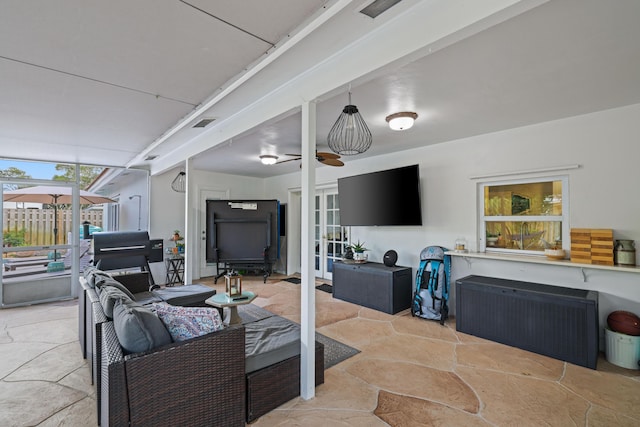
[113,272,151,290]
[96,277,136,300]
[98,285,133,319]
[244,316,302,373]
[153,284,216,306]
[112,299,172,354]
[132,291,164,306]
[84,267,112,288]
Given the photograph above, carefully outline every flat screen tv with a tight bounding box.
[337,164,422,226]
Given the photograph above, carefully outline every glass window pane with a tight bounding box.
[486,220,562,251]
[327,196,334,209]
[484,181,562,216]
[327,258,334,273]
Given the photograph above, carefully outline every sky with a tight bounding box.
[0,159,58,180]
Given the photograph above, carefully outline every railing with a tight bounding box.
[2,208,103,246]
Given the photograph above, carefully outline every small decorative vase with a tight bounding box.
[615,240,636,266]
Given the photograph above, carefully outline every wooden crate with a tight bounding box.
[570,228,614,265]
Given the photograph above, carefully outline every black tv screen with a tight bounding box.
[337,164,422,226]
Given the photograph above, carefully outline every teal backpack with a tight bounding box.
[411,246,451,325]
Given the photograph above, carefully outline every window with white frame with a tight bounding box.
[479,176,569,254]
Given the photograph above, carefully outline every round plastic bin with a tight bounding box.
[605,327,640,369]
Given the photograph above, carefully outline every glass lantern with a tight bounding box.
[455,237,468,253]
[225,273,242,297]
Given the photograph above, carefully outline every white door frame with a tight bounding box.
[286,190,301,276]
[197,186,229,279]
[314,188,345,281]
[288,185,344,280]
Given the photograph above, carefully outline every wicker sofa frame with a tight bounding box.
[79,271,324,426]
[101,320,245,426]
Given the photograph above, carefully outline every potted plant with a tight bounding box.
[486,231,500,247]
[347,240,369,261]
[171,230,184,255]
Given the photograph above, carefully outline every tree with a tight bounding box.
[53,165,104,190]
[0,167,32,190]
[0,167,31,179]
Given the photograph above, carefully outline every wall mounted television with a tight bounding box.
[337,164,422,226]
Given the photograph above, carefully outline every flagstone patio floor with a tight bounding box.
[1,274,639,426]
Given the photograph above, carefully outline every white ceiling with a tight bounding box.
[2,0,640,180]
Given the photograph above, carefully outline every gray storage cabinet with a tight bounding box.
[332,261,412,314]
[456,275,599,369]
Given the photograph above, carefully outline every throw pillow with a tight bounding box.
[153,302,224,342]
[95,277,136,301]
[98,285,133,319]
[113,299,172,354]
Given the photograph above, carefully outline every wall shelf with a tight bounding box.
[446,251,640,274]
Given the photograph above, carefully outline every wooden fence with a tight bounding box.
[3,208,103,246]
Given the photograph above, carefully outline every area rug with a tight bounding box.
[237,304,359,369]
[316,332,360,369]
[315,283,332,294]
[283,277,301,284]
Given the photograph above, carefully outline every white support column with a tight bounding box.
[300,101,317,399]
[71,164,80,298]
[184,159,193,285]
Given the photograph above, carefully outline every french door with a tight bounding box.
[314,189,347,280]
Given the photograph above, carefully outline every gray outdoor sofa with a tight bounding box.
[78,268,324,426]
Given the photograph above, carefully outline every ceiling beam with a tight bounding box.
[148,0,547,176]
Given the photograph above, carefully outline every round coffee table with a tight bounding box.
[205,291,257,325]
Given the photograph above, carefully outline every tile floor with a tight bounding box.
[1,274,640,426]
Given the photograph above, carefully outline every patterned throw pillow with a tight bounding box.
[153,302,224,341]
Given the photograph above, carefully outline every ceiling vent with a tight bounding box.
[360,0,402,18]
[144,155,158,161]
[192,118,216,128]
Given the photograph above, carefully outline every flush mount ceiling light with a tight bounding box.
[386,112,418,131]
[259,154,279,165]
[171,171,186,193]
[327,89,372,156]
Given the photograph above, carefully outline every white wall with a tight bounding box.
[152,104,640,346]
[149,168,265,283]
[101,169,149,233]
[264,103,640,340]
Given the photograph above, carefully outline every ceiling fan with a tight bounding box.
[277,151,344,167]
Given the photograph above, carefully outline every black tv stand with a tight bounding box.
[332,261,412,314]
[214,247,272,284]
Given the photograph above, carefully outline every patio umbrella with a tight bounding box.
[3,185,115,257]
